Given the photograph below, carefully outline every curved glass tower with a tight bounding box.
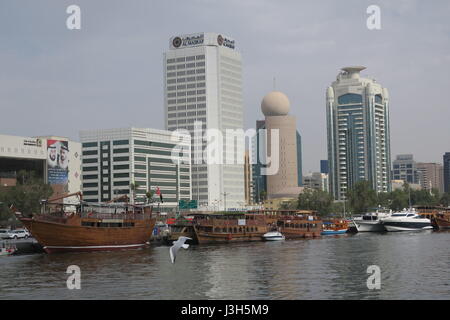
[326,66,391,200]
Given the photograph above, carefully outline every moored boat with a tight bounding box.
[193,212,269,244]
[381,208,433,232]
[262,231,285,241]
[18,193,156,253]
[431,212,450,230]
[275,214,322,239]
[321,219,349,235]
[0,243,17,256]
[167,216,197,244]
[352,209,392,232]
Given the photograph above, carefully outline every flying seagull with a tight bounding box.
[169,236,192,264]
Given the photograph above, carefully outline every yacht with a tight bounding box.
[381,208,433,232]
[352,209,392,232]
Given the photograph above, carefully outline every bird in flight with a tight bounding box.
[169,236,192,264]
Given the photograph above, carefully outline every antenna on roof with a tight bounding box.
[273,77,276,90]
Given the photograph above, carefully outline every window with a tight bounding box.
[82,142,97,148]
[113,140,129,145]
[338,93,363,105]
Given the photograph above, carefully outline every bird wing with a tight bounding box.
[169,245,175,264]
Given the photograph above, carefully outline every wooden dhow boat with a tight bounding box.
[18,192,156,253]
[193,212,269,244]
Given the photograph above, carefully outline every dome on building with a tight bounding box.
[261,91,290,116]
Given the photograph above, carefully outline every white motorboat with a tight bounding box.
[381,208,433,232]
[262,231,285,241]
[353,209,392,232]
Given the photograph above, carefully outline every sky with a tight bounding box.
[0,0,449,173]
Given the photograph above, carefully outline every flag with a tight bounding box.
[156,187,163,203]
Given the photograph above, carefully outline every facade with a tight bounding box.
[251,120,268,204]
[444,152,450,193]
[244,150,252,205]
[416,162,444,193]
[79,128,191,209]
[164,32,244,210]
[262,197,296,210]
[392,154,418,184]
[320,160,329,174]
[391,179,421,191]
[303,172,329,192]
[326,66,391,200]
[261,91,304,199]
[0,134,81,200]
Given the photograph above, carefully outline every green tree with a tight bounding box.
[440,192,450,207]
[297,189,334,216]
[0,170,53,220]
[346,180,377,214]
[145,190,155,204]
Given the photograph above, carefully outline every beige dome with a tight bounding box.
[261,91,290,116]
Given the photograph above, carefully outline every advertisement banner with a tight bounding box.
[47,139,69,185]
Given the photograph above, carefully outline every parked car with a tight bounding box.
[0,229,29,239]
[0,229,15,239]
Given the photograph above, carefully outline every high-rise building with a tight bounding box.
[320,160,329,174]
[260,91,303,199]
[416,162,444,193]
[164,32,244,209]
[392,154,418,184]
[326,66,391,200]
[79,128,191,209]
[444,152,450,193]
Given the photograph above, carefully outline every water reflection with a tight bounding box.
[0,231,448,299]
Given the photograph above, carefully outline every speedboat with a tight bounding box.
[353,209,392,232]
[381,208,433,232]
[262,231,285,241]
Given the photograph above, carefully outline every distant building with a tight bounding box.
[392,154,419,184]
[444,152,450,193]
[262,197,296,210]
[416,162,444,193]
[303,172,329,192]
[326,66,391,200]
[391,179,421,191]
[244,150,252,205]
[320,160,329,174]
[251,120,267,204]
[79,128,191,209]
[0,133,81,201]
[260,91,304,199]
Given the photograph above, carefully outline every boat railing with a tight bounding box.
[80,211,152,220]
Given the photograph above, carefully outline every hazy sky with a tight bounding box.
[1,0,449,173]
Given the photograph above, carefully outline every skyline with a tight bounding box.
[1,0,449,173]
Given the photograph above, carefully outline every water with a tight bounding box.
[1,231,449,299]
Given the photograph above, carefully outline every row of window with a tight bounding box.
[166,62,205,71]
[167,82,206,91]
[166,55,205,64]
[167,75,206,84]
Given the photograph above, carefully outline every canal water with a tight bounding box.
[1,231,449,299]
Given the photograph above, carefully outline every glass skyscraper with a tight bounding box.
[326,66,391,200]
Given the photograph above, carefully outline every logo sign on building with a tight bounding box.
[47,139,69,185]
[217,34,235,49]
[171,34,204,49]
[23,138,42,147]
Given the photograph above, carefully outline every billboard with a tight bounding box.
[47,139,69,185]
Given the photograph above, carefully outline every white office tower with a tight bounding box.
[164,33,245,210]
[326,66,391,200]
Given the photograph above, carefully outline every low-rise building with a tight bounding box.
[79,128,191,210]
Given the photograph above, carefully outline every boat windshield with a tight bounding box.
[391,213,407,217]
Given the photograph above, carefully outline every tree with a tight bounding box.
[440,193,450,207]
[0,171,53,221]
[346,180,377,214]
[297,189,334,216]
[146,190,155,204]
